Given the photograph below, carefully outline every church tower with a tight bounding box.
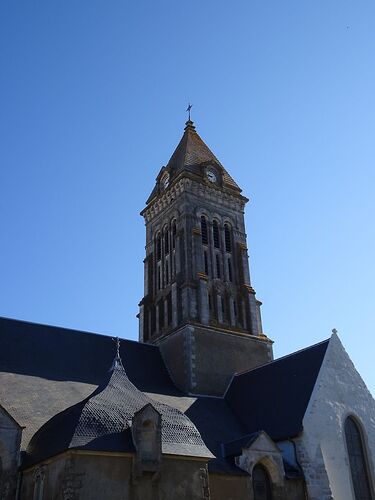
[139,119,273,396]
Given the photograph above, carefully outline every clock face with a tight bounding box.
[206,170,217,183]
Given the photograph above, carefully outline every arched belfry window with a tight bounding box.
[213,220,220,248]
[253,464,272,500]
[172,220,177,249]
[201,216,208,245]
[345,417,373,500]
[156,234,161,261]
[224,223,232,252]
[164,228,169,255]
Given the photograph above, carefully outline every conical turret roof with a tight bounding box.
[25,350,212,465]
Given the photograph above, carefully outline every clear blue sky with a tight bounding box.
[1,1,374,394]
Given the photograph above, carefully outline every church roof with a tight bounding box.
[0,316,179,449]
[0,317,329,473]
[25,351,212,465]
[146,121,241,204]
[225,339,330,440]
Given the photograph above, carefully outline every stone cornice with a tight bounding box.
[141,177,248,223]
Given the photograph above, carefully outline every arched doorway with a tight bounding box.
[253,463,272,500]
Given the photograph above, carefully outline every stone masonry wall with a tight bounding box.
[0,406,22,500]
[295,334,375,500]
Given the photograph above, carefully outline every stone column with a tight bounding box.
[139,304,145,342]
[155,303,160,335]
[198,275,209,325]
[239,243,251,285]
[193,227,204,275]
[245,285,262,335]
[229,297,236,327]
[164,298,169,328]
[171,282,178,328]
[217,294,223,323]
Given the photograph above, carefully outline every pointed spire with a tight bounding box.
[111,337,124,370]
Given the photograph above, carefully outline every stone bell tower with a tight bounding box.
[139,119,273,396]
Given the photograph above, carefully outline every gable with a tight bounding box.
[299,334,375,500]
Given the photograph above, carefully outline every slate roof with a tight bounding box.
[0,316,179,448]
[146,121,241,204]
[25,355,212,465]
[0,317,329,476]
[225,339,330,440]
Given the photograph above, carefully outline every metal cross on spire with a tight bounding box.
[186,102,193,121]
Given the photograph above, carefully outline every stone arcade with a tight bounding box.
[0,120,374,499]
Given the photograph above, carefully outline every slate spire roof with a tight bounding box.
[25,343,212,465]
[146,120,241,204]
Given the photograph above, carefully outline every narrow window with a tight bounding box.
[345,417,372,500]
[167,293,172,325]
[224,224,232,252]
[151,307,156,334]
[204,251,209,275]
[228,258,233,282]
[216,254,221,279]
[233,300,237,317]
[158,301,164,330]
[208,293,212,311]
[164,229,169,255]
[253,464,272,500]
[213,220,220,248]
[172,221,177,249]
[156,234,161,261]
[33,466,46,500]
[201,216,208,245]
[166,261,169,285]
[158,267,161,290]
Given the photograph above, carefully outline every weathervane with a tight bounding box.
[186,102,193,121]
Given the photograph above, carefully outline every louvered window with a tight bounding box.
[224,224,232,252]
[345,417,372,500]
[213,220,220,248]
[164,229,169,255]
[165,261,169,285]
[157,267,161,290]
[172,221,177,249]
[201,216,208,245]
[156,234,161,261]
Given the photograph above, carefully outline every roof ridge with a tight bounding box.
[233,338,330,379]
[0,316,159,349]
